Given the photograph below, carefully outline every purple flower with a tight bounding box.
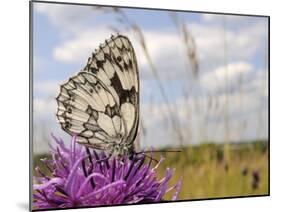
[33,134,182,210]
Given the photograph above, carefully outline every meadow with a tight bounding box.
[157,141,268,200]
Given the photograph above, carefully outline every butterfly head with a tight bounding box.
[108,141,134,157]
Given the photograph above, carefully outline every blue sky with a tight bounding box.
[32,2,268,153]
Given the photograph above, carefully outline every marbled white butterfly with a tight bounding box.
[56,34,139,156]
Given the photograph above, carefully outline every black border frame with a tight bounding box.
[29,0,270,211]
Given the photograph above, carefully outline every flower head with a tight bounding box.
[33,135,182,210]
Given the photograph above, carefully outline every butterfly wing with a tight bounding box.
[56,35,139,152]
[56,72,123,149]
[83,35,139,147]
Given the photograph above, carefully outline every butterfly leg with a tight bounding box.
[83,147,95,189]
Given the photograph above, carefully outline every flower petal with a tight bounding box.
[34,177,64,190]
[81,180,126,202]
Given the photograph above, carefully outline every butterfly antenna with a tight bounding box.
[134,149,182,164]
[134,152,159,163]
[141,149,182,154]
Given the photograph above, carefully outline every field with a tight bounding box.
[157,141,269,200]
[33,140,268,200]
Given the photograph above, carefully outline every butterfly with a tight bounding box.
[56,34,139,157]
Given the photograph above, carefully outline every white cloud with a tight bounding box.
[189,20,268,64]
[243,68,268,98]
[212,62,252,81]
[34,98,56,118]
[52,27,187,79]
[140,82,268,147]
[33,97,71,154]
[136,31,185,67]
[33,82,64,153]
[53,28,114,64]
[202,13,250,24]
[200,61,253,93]
[51,17,267,83]
[34,80,60,97]
[35,3,99,34]
[52,27,192,81]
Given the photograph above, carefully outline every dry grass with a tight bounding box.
[157,141,268,200]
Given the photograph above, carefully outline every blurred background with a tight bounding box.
[32,2,269,200]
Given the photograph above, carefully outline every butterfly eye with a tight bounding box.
[96,85,101,90]
[89,88,93,93]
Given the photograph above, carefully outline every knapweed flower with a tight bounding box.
[33,134,182,210]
